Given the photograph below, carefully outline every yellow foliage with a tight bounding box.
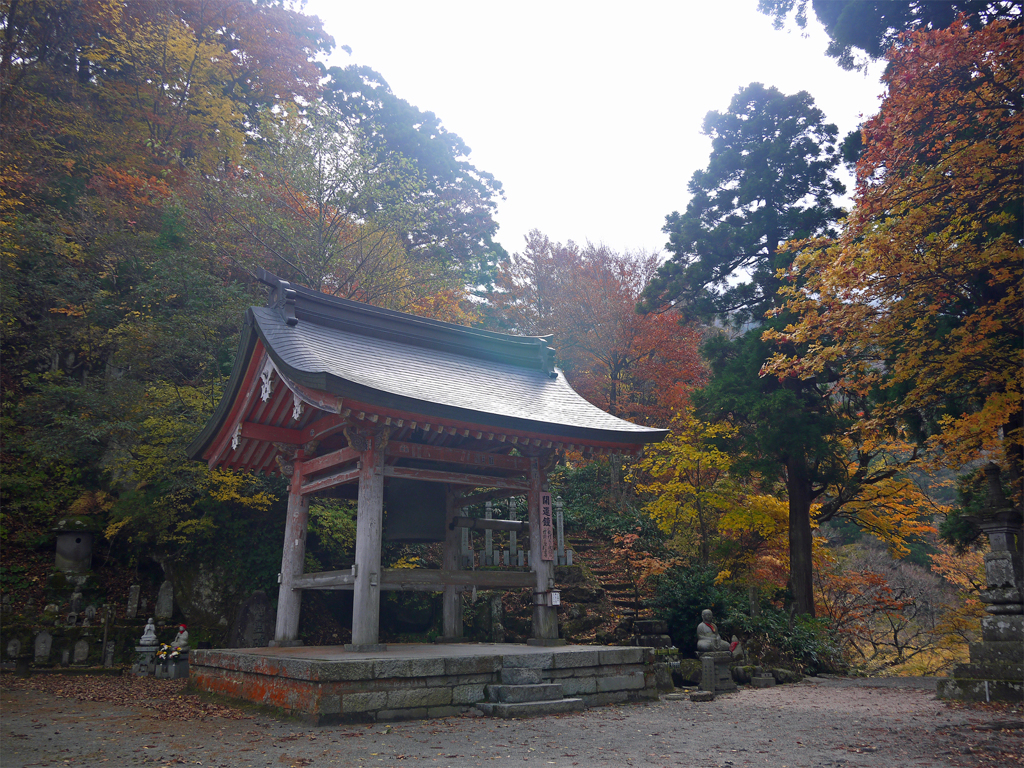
[629,410,739,559]
[103,517,133,542]
[205,469,275,512]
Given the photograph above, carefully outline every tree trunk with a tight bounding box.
[786,456,816,617]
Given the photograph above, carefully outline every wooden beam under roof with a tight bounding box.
[383,465,530,490]
[300,467,360,495]
[386,441,529,472]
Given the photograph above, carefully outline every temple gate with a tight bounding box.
[188,271,667,649]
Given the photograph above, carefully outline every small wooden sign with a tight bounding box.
[540,493,555,561]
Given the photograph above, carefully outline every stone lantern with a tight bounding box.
[939,463,1023,701]
[52,515,98,573]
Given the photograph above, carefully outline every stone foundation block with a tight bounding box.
[317,661,374,681]
[343,691,388,714]
[386,687,451,709]
[970,641,1024,664]
[503,653,553,669]
[374,658,446,679]
[377,707,428,721]
[551,649,599,668]
[445,656,500,676]
[596,673,644,692]
[599,648,644,665]
[560,676,598,696]
[320,694,341,715]
[452,684,486,705]
[938,677,1024,702]
[501,667,542,685]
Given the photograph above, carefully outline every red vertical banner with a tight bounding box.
[540,492,554,561]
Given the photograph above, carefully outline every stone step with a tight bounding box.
[476,697,585,719]
[602,582,635,591]
[486,683,564,704]
[751,675,776,688]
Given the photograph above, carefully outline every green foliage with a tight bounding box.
[642,82,844,324]
[649,564,745,656]
[758,1,1018,70]
[307,500,358,569]
[323,64,506,287]
[938,467,1003,552]
[726,607,846,674]
[549,459,664,550]
[0,565,31,592]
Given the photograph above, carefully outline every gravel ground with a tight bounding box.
[2,674,1022,768]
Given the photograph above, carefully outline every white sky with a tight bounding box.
[304,0,886,257]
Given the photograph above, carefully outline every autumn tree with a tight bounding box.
[764,20,1023,500]
[486,232,706,425]
[323,64,506,287]
[0,0,326,583]
[187,101,469,312]
[758,0,1021,70]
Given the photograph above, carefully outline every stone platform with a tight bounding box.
[189,643,659,723]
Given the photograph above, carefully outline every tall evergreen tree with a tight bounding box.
[642,83,848,615]
[641,83,844,326]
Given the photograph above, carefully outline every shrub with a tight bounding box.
[726,607,846,674]
[649,564,744,655]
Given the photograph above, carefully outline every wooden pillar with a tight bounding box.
[348,427,387,650]
[527,457,560,643]
[273,461,308,645]
[441,487,463,640]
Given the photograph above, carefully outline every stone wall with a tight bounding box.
[190,645,658,724]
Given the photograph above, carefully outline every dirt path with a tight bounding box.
[2,674,1021,768]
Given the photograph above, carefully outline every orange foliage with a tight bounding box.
[764,20,1023,481]
[486,231,707,426]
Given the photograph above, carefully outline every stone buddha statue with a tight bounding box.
[696,609,742,658]
[171,624,189,650]
[140,618,158,646]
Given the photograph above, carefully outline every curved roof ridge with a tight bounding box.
[257,269,556,376]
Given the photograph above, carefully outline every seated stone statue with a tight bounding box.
[171,624,189,650]
[696,609,742,658]
[140,618,158,646]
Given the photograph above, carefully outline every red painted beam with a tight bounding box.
[301,446,360,476]
[300,467,360,495]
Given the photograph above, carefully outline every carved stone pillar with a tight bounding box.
[939,463,1023,701]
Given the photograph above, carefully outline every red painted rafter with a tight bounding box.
[207,344,269,469]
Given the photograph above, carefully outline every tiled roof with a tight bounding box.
[252,306,664,442]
